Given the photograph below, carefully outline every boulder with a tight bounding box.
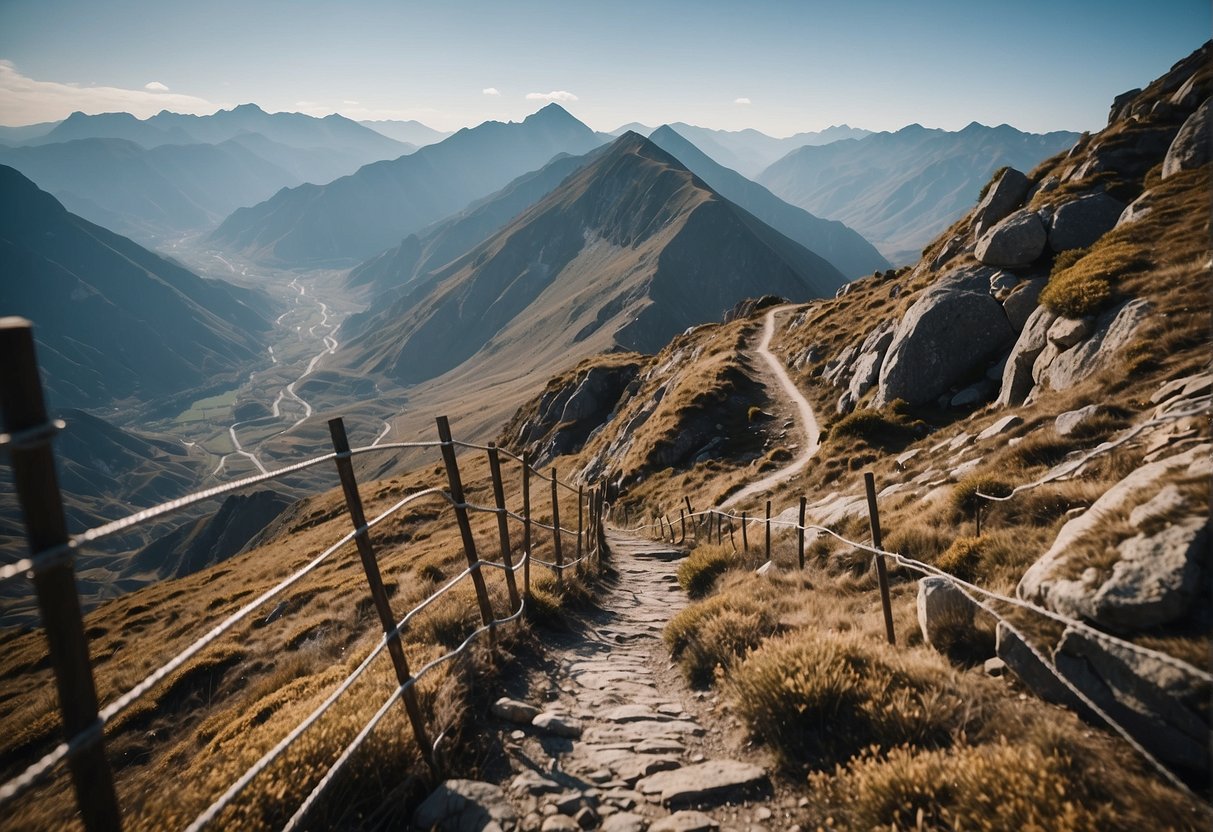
[1040,299,1152,391]
[1048,193,1126,252]
[1054,404,1101,437]
[875,269,1014,408]
[1108,88,1141,124]
[988,270,1019,299]
[1116,190,1154,227]
[972,167,1030,237]
[1161,97,1211,179]
[1055,627,1211,775]
[1001,277,1047,332]
[636,760,769,808]
[1018,444,1210,622]
[846,320,896,402]
[996,622,1087,712]
[950,379,996,408]
[977,414,1022,441]
[1047,316,1093,349]
[995,305,1058,407]
[492,697,541,724]
[975,210,1047,268]
[413,780,519,832]
[533,712,583,738]
[917,577,976,650]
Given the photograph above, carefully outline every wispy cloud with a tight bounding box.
[734,97,752,105]
[144,81,169,92]
[0,61,217,124]
[482,87,500,97]
[526,90,578,103]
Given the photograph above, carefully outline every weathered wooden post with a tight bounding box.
[550,469,564,589]
[716,511,723,545]
[576,484,584,567]
[764,499,772,563]
[0,318,123,831]
[486,444,520,613]
[740,511,749,552]
[678,508,687,545]
[797,496,807,570]
[522,453,532,600]
[436,417,497,632]
[863,472,896,646]
[728,518,736,552]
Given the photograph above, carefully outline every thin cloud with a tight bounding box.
[482,87,500,96]
[144,81,169,92]
[734,97,752,105]
[0,61,217,124]
[526,90,578,103]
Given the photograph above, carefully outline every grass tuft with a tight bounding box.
[676,544,741,597]
[1040,241,1149,317]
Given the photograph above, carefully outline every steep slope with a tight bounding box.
[649,125,889,278]
[338,132,845,391]
[344,150,600,302]
[0,137,299,239]
[666,122,873,177]
[758,123,1079,262]
[0,165,270,409]
[211,104,607,266]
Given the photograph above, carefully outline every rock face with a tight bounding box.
[875,268,1015,408]
[917,577,976,649]
[516,360,643,463]
[1018,443,1209,628]
[972,167,1030,237]
[1035,299,1152,392]
[1001,277,1046,332]
[1161,97,1211,178]
[841,320,897,411]
[1047,193,1126,252]
[413,779,520,831]
[974,209,1047,268]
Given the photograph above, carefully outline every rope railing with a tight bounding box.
[0,328,609,832]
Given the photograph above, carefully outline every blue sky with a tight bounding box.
[0,0,1208,134]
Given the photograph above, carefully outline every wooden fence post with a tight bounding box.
[764,499,772,563]
[728,518,736,552]
[435,417,497,632]
[797,496,807,570]
[975,502,982,537]
[550,469,564,589]
[521,453,532,601]
[678,509,687,545]
[741,511,749,552]
[328,417,435,771]
[716,512,723,545]
[667,514,676,544]
[863,472,896,646]
[576,485,584,568]
[486,444,520,613]
[0,318,123,831]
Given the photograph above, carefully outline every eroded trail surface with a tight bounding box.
[415,531,788,831]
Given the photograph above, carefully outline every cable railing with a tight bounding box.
[615,394,1211,804]
[0,319,611,832]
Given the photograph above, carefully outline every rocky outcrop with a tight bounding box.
[1001,277,1046,332]
[974,210,1047,268]
[875,268,1015,408]
[514,359,643,463]
[1047,193,1126,252]
[839,320,896,412]
[1018,443,1209,629]
[1161,97,1211,178]
[972,167,1029,237]
[1034,299,1152,392]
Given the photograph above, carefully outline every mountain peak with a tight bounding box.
[525,103,577,124]
[230,103,267,115]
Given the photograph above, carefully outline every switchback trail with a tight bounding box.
[722,304,821,508]
[418,530,792,831]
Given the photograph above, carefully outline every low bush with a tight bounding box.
[1039,240,1148,318]
[935,535,983,580]
[830,409,919,449]
[677,544,740,597]
[950,475,1012,517]
[665,579,782,687]
[725,631,973,769]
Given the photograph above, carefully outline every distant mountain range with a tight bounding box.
[338,131,845,388]
[758,122,1081,263]
[611,122,873,177]
[0,165,270,410]
[212,104,608,266]
[359,119,452,146]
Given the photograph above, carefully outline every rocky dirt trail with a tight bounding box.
[723,305,821,509]
[413,530,800,832]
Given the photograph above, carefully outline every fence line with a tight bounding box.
[0,318,609,831]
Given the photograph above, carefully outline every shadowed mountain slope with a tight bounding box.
[0,165,270,410]
[758,123,1080,262]
[211,104,607,266]
[359,119,451,146]
[649,125,889,278]
[338,132,845,389]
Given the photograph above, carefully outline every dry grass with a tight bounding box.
[676,543,742,597]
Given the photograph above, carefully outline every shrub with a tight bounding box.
[1039,240,1148,317]
[677,544,740,598]
[951,475,1011,516]
[830,409,917,449]
[1051,246,1089,275]
[935,535,983,580]
[810,741,1115,832]
[682,608,770,688]
[725,632,971,769]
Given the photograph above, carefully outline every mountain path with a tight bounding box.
[722,305,820,508]
[419,531,796,831]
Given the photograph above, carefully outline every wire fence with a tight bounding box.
[616,393,1211,804]
[0,320,610,832]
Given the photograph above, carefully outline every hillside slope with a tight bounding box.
[0,165,271,409]
[338,132,845,391]
[759,122,1080,262]
[211,104,606,265]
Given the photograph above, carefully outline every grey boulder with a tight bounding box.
[1162,97,1211,178]
[1048,193,1126,252]
[972,167,1030,237]
[975,209,1047,268]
